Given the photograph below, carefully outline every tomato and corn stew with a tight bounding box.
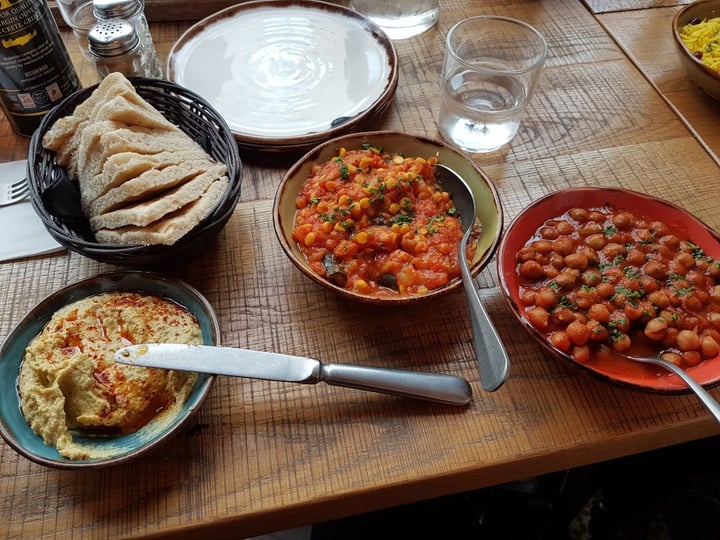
[515,205,720,369]
[292,145,479,297]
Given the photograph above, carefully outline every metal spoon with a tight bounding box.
[623,352,720,423]
[435,164,510,391]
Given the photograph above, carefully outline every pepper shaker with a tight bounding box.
[88,19,145,79]
[92,0,163,78]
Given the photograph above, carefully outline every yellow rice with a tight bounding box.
[680,17,720,73]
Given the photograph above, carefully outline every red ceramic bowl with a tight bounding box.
[497,187,720,393]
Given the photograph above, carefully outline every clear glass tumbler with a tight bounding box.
[348,0,439,40]
[438,16,548,153]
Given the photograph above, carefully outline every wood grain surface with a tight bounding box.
[2,0,720,538]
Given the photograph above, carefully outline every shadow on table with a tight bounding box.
[307,435,720,539]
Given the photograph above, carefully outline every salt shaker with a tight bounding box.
[92,0,163,78]
[88,19,145,79]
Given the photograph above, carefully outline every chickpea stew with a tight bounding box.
[498,188,720,392]
[291,145,480,297]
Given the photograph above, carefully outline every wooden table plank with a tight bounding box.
[2,1,720,538]
[598,6,720,163]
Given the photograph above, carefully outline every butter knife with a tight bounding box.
[115,344,473,406]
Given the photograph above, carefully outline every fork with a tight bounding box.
[623,352,720,423]
[0,176,29,206]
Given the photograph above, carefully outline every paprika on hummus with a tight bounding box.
[18,292,202,459]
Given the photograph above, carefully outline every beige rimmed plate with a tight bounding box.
[167,0,398,152]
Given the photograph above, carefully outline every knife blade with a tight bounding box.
[115,344,472,406]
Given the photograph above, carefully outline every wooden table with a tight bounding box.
[2,0,720,538]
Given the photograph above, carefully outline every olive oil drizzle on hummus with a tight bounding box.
[18,292,202,459]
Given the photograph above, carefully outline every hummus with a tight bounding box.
[18,292,202,459]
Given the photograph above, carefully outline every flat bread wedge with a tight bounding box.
[89,167,224,230]
[78,125,205,185]
[95,178,229,246]
[81,150,217,208]
[86,161,225,216]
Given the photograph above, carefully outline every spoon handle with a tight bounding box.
[460,233,509,391]
[655,360,720,423]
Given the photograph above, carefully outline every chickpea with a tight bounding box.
[587,319,609,341]
[660,351,682,366]
[640,276,659,294]
[612,211,636,231]
[564,253,589,270]
[552,236,575,256]
[701,335,720,358]
[582,269,602,287]
[626,249,646,267]
[659,234,680,250]
[643,260,668,280]
[709,261,720,279]
[535,287,558,310]
[661,327,679,349]
[577,246,600,266]
[520,289,536,305]
[596,282,615,298]
[531,240,554,254]
[552,307,576,326]
[649,221,671,237]
[550,331,571,351]
[585,233,607,251]
[710,285,720,303]
[676,329,701,351]
[578,224,603,237]
[648,290,670,309]
[611,333,632,352]
[572,345,591,363]
[674,252,696,272]
[682,295,703,313]
[644,317,668,341]
[603,243,627,259]
[549,253,566,269]
[554,268,580,289]
[517,246,539,263]
[568,208,590,222]
[519,260,545,280]
[555,221,575,235]
[540,226,560,240]
[588,211,606,223]
[682,351,702,367]
[588,303,611,322]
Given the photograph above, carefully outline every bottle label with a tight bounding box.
[0,0,79,127]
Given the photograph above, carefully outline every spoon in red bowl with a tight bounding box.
[435,164,509,391]
[623,352,720,423]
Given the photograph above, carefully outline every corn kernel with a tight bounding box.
[321,221,333,233]
[389,203,401,214]
[326,180,336,191]
[355,231,368,245]
[393,155,404,164]
[334,222,345,232]
[391,223,400,233]
[304,232,316,246]
[356,279,370,291]
[316,201,329,213]
[338,147,347,157]
[359,197,371,209]
[338,194,350,206]
[296,196,307,209]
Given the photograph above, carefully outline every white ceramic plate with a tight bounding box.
[167,0,398,152]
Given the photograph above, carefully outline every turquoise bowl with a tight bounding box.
[0,271,219,469]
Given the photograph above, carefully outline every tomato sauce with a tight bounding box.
[293,145,477,297]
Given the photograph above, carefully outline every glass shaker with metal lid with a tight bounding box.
[88,19,144,79]
[92,0,163,78]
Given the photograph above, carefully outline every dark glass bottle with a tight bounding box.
[0,0,80,136]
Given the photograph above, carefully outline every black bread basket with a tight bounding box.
[27,77,242,267]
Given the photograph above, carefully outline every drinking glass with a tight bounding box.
[55,0,97,61]
[348,0,439,40]
[438,16,548,153]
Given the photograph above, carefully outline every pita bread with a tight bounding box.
[81,150,216,207]
[89,168,223,230]
[86,161,225,216]
[95,178,229,246]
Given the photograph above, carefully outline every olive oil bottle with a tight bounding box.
[0,0,80,136]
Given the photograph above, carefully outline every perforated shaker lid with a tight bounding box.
[92,0,142,20]
[88,19,139,56]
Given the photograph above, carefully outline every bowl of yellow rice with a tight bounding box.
[673,0,720,100]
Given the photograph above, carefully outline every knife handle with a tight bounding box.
[318,363,473,406]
